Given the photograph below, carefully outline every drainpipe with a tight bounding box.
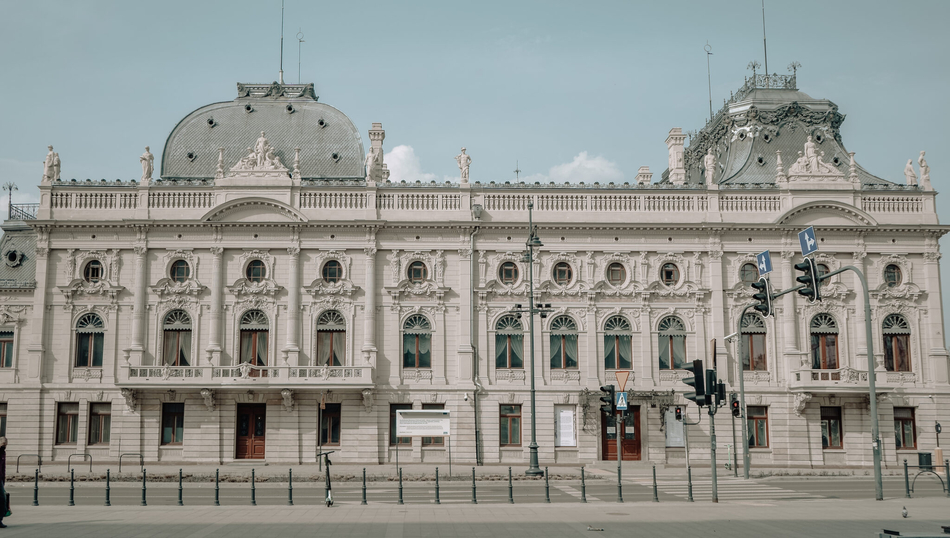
[471,226,483,466]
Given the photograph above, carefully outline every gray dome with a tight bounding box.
[161,83,365,180]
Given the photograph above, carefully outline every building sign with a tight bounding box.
[395,410,450,437]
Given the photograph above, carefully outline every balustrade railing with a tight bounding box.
[862,196,923,213]
[300,191,367,210]
[51,191,138,210]
[149,191,214,209]
[121,364,372,385]
[719,194,782,212]
[377,193,461,211]
[482,193,709,212]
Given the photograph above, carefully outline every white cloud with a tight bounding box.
[548,151,624,184]
[384,145,438,184]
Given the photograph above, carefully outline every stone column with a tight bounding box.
[457,247,474,382]
[707,252,727,378]
[129,245,148,364]
[852,251,869,365]
[780,250,799,385]
[283,246,301,365]
[923,247,949,383]
[206,247,224,365]
[362,247,378,368]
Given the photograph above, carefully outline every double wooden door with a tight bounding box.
[601,406,641,461]
[236,404,266,459]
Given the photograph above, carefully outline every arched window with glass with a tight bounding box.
[883,314,911,372]
[810,313,838,370]
[549,315,578,369]
[239,310,268,374]
[657,316,687,370]
[603,316,632,370]
[322,260,343,283]
[884,264,902,288]
[740,313,767,371]
[408,261,427,284]
[170,260,190,283]
[83,260,103,283]
[246,260,266,283]
[740,263,759,285]
[316,310,346,367]
[495,315,524,369]
[162,310,192,366]
[75,313,104,368]
[403,314,432,369]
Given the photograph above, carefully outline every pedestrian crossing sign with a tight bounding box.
[616,391,628,410]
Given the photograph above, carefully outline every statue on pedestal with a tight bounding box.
[904,159,918,186]
[42,145,61,183]
[140,146,154,183]
[455,147,471,183]
[703,148,717,184]
[918,151,931,188]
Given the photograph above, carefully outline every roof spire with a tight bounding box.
[278,0,285,84]
[761,0,769,77]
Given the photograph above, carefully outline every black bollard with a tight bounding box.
[580,467,587,503]
[904,459,911,498]
[33,468,39,507]
[105,469,111,507]
[398,467,404,505]
[141,468,147,507]
[178,468,184,506]
[361,468,367,505]
[544,467,551,503]
[508,467,513,504]
[69,468,75,506]
[214,469,220,506]
[687,465,694,502]
[288,469,294,506]
[471,467,477,504]
[251,468,256,506]
[435,467,440,505]
[617,461,623,503]
[652,464,659,503]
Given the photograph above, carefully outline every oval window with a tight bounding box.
[170,260,190,283]
[246,260,266,282]
[607,263,625,286]
[323,260,343,283]
[499,261,518,285]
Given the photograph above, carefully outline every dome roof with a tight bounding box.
[160,83,365,181]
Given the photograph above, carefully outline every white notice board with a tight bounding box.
[554,406,576,447]
[396,410,451,437]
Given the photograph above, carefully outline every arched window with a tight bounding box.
[657,316,687,369]
[549,316,578,369]
[884,265,902,288]
[740,313,767,371]
[323,260,343,283]
[316,310,345,366]
[604,316,632,370]
[83,260,103,283]
[408,261,427,284]
[553,262,573,286]
[239,310,268,375]
[75,313,104,368]
[607,263,626,286]
[495,315,524,369]
[246,260,266,282]
[661,263,680,286]
[170,260,190,283]
[499,262,518,285]
[883,314,911,372]
[162,310,192,366]
[810,313,838,370]
[740,263,759,284]
[402,314,432,369]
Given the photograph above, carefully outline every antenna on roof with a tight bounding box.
[278,0,285,84]
[761,0,769,77]
[705,42,713,121]
[297,30,305,84]
[514,160,521,181]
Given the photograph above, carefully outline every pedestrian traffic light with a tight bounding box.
[751,277,773,317]
[675,406,682,421]
[704,369,717,406]
[794,257,821,303]
[715,381,726,407]
[731,392,740,417]
[599,385,616,415]
[682,359,705,406]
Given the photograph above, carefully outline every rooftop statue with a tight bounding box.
[788,136,839,176]
[703,148,717,184]
[140,146,154,183]
[455,147,471,183]
[918,151,931,188]
[904,159,918,186]
[231,132,287,173]
[42,145,61,183]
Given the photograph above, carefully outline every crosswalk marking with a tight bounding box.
[632,477,825,501]
[555,484,600,502]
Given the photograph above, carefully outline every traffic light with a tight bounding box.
[794,257,821,303]
[731,393,740,417]
[751,277,773,317]
[675,406,682,421]
[704,369,717,406]
[682,359,705,406]
[599,385,616,415]
[715,381,726,406]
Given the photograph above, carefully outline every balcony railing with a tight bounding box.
[119,364,373,387]
[8,203,38,220]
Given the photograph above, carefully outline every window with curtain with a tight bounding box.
[740,314,767,371]
[162,402,185,445]
[88,402,111,445]
[747,406,768,448]
[604,316,632,370]
[403,314,432,368]
[75,313,104,368]
[316,310,346,366]
[495,315,524,369]
[894,407,916,449]
[883,314,911,372]
[239,310,268,377]
[56,402,79,444]
[657,316,687,369]
[550,315,578,369]
[500,405,522,446]
[162,310,192,367]
[0,331,13,368]
[810,314,838,369]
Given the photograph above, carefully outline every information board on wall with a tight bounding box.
[396,410,451,437]
[554,406,576,447]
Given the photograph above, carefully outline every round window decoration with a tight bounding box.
[170,260,190,283]
[323,260,343,283]
[246,260,266,282]
[499,261,518,285]
[4,249,22,268]
[884,264,902,288]
[661,263,680,286]
[740,263,759,284]
[408,261,427,284]
[606,263,626,286]
[553,262,572,286]
[83,260,103,283]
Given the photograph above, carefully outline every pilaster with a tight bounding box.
[282,244,301,365]
[206,246,224,365]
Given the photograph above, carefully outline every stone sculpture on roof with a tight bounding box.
[788,136,839,176]
[918,151,930,188]
[139,146,154,183]
[456,147,471,183]
[42,145,60,183]
[231,132,287,174]
[904,159,918,186]
[703,148,717,184]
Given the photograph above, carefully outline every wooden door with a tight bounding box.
[601,405,641,461]
[236,404,266,459]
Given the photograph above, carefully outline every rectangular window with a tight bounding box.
[56,402,79,444]
[884,334,911,372]
[747,406,769,448]
[75,332,104,367]
[422,403,445,446]
[658,335,686,369]
[0,332,13,368]
[390,404,412,446]
[0,403,7,437]
[163,330,192,367]
[820,406,842,449]
[320,403,341,446]
[402,334,431,368]
[811,334,838,369]
[316,331,344,367]
[894,407,916,450]
[550,334,578,369]
[495,334,524,369]
[161,403,185,445]
[604,335,632,370]
[742,334,767,371]
[88,402,111,445]
[500,404,522,447]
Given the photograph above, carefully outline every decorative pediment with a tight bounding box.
[151,277,206,298]
[386,280,447,300]
[201,198,307,223]
[58,279,124,305]
[228,278,281,298]
[305,250,358,297]
[387,250,446,286]
[305,278,357,297]
[775,201,876,226]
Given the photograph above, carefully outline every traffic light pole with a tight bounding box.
[735,303,754,479]
[708,402,718,503]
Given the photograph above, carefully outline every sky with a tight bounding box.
[2,0,950,332]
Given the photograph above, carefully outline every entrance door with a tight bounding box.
[601,406,641,461]
[236,404,266,459]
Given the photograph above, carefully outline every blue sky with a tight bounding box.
[2,0,950,334]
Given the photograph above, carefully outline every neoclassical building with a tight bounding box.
[0,74,946,468]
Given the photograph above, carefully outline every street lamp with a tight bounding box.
[510,202,551,476]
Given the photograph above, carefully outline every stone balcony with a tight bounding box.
[789,367,917,393]
[116,364,374,389]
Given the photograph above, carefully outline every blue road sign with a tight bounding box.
[756,250,773,276]
[616,392,628,411]
[798,227,818,256]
